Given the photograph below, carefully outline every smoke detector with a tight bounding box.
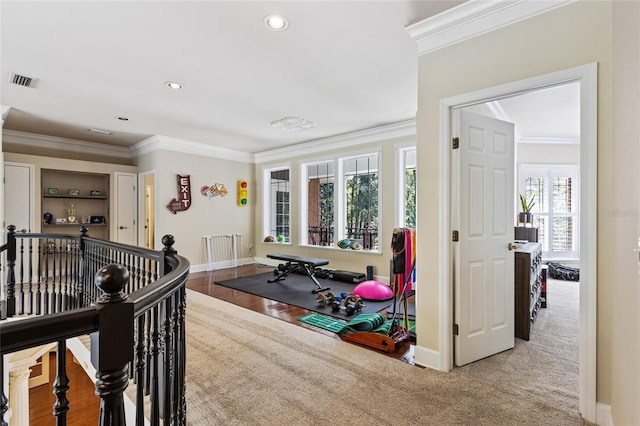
[8,72,37,88]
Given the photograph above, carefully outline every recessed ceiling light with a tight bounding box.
[88,128,112,135]
[271,117,315,132]
[264,14,288,31]
[165,81,184,90]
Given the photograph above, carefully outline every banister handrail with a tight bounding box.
[0,307,98,354]
[130,258,189,316]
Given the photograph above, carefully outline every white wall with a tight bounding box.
[517,142,579,165]
[415,0,614,407]
[137,149,254,270]
[611,1,640,424]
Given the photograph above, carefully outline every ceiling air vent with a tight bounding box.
[8,72,37,88]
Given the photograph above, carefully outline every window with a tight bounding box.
[519,165,579,259]
[396,146,416,228]
[300,150,381,251]
[342,154,379,250]
[263,166,290,242]
[304,161,334,246]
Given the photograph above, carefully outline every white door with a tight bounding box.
[114,172,137,245]
[4,162,34,234]
[454,110,515,366]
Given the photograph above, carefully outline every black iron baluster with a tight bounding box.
[56,237,63,312]
[28,239,34,315]
[163,296,174,424]
[78,228,87,307]
[63,237,70,311]
[135,315,146,425]
[145,310,152,397]
[0,353,8,426]
[177,286,187,425]
[44,238,51,314]
[149,305,160,425]
[18,237,24,315]
[36,240,43,315]
[6,225,16,317]
[51,238,58,313]
[53,340,70,425]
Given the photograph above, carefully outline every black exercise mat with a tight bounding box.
[216,272,391,320]
[386,301,416,320]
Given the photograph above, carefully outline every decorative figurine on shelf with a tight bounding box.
[67,203,77,224]
[43,212,53,224]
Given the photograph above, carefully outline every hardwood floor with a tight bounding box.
[186,264,415,362]
[29,351,100,425]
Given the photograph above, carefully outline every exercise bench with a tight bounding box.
[267,254,330,294]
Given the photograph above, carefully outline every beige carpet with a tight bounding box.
[185,279,590,425]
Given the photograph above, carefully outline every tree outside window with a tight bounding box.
[307,161,334,246]
[343,154,379,250]
[263,166,290,242]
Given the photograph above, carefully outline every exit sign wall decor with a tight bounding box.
[167,174,192,214]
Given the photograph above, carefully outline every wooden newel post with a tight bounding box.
[91,263,134,426]
[162,234,178,274]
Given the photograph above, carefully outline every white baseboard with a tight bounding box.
[413,345,443,370]
[190,257,254,273]
[596,402,612,426]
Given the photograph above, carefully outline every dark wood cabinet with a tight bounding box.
[514,226,538,242]
[514,242,543,340]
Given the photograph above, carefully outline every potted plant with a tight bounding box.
[519,194,535,225]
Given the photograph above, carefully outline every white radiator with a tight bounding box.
[203,234,242,270]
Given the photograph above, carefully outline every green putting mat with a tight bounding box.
[297,313,347,333]
[299,313,415,336]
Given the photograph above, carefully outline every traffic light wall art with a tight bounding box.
[237,180,248,206]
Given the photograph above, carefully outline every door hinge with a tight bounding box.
[452,230,459,242]
[453,323,459,335]
[452,137,459,149]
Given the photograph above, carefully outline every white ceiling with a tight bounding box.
[0,0,463,153]
[0,1,579,156]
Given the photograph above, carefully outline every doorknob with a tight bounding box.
[508,242,519,250]
[119,226,128,230]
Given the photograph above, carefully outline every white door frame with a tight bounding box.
[438,63,597,421]
[138,170,155,249]
[113,171,138,245]
[3,161,35,234]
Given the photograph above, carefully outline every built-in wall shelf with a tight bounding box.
[41,169,110,239]
[42,223,107,227]
[43,195,108,200]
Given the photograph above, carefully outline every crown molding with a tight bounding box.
[3,122,412,165]
[406,0,576,55]
[2,129,132,158]
[1,105,10,123]
[131,135,254,163]
[254,119,416,164]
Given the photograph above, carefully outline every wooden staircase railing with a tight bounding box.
[0,226,190,425]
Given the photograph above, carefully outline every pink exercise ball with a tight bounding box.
[353,280,394,301]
